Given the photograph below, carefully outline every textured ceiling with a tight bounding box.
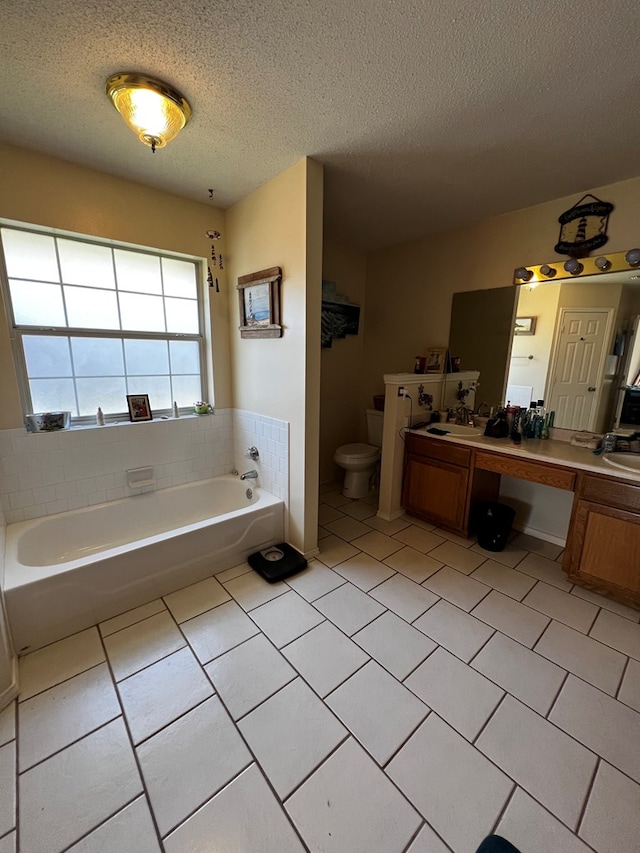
[2,0,640,248]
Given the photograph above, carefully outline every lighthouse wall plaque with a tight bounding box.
[554,194,614,259]
[237,267,283,339]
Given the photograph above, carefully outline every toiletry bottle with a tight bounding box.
[510,409,522,444]
[96,407,104,426]
[173,401,180,418]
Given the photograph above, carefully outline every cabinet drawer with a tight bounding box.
[473,450,575,491]
[406,434,471,467]
[579,474,640,512]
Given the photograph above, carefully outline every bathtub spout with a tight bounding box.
[240,469,258,480]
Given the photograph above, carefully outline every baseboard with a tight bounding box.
[515,524,566,548]
[376,509,405,522]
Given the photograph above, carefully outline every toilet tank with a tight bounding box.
[366,409,384,447]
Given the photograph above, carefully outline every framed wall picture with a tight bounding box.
[126,394,152,422]
[515,316,536,335]
[425,347,447,374]
[237,266,282,338]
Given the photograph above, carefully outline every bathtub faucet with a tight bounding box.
[240,469,258,480]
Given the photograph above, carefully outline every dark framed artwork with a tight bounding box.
[237,267,282,338]
[126,394,153,422]
[321,279,361,348]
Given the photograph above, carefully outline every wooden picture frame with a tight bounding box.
[237,266,283,338]
[126,394,153,422]
[515,316,536,336]
[424,347,447,374]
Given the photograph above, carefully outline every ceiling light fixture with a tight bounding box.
[105,73,192,153]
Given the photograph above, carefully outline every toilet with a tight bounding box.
[334,409,384,499]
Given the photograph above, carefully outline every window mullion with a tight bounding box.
[52,235,70,329]
[1,225,206,424]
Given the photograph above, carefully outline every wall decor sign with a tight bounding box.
[321,280,361,348]
[237,267,282,339]
[554,194,614,259]
[127,394,153,421]
[514,316,536,335]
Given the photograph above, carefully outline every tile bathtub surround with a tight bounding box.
[232,409,289,501]
[3,487,640,851]
[0,412,234,524]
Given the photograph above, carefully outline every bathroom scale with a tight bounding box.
[248,542,308,583]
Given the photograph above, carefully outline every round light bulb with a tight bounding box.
[563,259,583,275]
[515,267,533,282]
[594,256,610,270]
[540,264,557,277]
[625,249,640,267]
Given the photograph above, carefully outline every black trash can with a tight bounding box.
[473,502,516,552]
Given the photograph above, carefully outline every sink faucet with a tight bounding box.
[240,469,258,480]
[455,405,474,426]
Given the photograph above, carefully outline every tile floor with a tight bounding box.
[2,486,640,852]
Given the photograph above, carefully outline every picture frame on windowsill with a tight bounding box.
[126,394,153,422]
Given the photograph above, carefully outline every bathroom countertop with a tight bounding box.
[408,426,640,484]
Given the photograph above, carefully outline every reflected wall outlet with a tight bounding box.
[398,386,405,397]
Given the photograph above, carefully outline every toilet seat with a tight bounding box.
[335,442,380,463]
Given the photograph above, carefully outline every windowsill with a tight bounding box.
[24,412,216,435]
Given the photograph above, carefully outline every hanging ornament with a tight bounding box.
[215,277,219,292]
[218,253,224,270]
[207,267,214,287]
[211,245,217,265]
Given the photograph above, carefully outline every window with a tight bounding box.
[0,225,207,423]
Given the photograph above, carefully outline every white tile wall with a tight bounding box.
[0,412,236,524]
[0,408,290,524]
[232,410,289,502]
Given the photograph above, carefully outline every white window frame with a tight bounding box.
[0,221,210,426]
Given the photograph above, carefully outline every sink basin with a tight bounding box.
[423,423,483,437]
[603,452,640,473]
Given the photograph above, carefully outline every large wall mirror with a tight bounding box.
[450,269,640,434]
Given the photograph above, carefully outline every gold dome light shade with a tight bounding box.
[106,73,192,152]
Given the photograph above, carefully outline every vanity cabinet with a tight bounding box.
[402,433,640,610]
[402,434,499,534]
[564,473,640,607]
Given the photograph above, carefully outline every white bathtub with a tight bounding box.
[3,475,283,653]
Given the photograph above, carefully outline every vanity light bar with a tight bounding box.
[513,248,640,285]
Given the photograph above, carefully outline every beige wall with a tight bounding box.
[320,241,367,484]
[0,143,230,427]
[509,283,561,401]
[226,158,323,554]
[364,175,640,407]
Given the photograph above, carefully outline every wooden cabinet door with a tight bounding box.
[568,499,640,603]
[403,454,469,533]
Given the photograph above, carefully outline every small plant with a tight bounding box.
[456,381,470,403]
[194,401,212,414]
